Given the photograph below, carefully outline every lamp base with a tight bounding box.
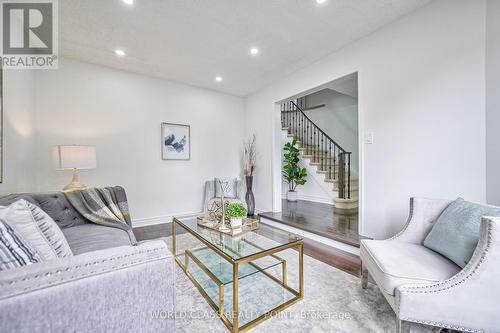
[62,168,87,192]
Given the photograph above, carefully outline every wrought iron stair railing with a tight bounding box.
[281,100,352,199]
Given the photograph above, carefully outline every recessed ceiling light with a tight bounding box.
[250,47,259,55]
[122,0,134,5]
[115,49,126,57]
[316,0,327,3]
[215,76,223,82]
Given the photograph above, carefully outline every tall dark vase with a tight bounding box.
[245,176,255,217]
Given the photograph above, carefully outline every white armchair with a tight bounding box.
[360,197,500,333]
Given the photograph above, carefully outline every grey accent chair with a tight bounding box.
[360,197,500,333]
[203,179,246,214]
[0,189,175,333]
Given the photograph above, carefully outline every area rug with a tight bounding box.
[164,235,435,333]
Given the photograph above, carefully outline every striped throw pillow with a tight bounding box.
[0,199,73,260]
[0,218,41,271]
[25,201,73,258]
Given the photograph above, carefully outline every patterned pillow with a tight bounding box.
[0,199,73,260]
[0,218,41,271]
[214,178,237,199]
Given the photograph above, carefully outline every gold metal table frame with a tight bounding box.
[172,217,304,333]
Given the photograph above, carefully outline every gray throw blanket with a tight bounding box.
[64,187,137,245]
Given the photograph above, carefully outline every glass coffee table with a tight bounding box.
[172,217,304,333]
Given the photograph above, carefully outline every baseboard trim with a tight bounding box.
[132,211,202,227]
[260,216,360,256]
[296,194,333,205]
[255,208,265,214]
[280,194,333,205]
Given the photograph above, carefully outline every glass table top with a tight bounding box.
[174,217,302,261]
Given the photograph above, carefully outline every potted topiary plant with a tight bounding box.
[226,202,247,228]
[283,139,307,202]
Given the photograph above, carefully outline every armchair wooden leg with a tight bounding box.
[361,262,368,289]
[396,319,411,333]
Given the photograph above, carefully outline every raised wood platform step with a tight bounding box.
[259,199,360,248]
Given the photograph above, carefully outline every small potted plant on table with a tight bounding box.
[226,202,247,228]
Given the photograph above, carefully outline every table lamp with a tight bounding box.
[55,145,97,191]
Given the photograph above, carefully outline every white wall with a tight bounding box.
[486,0,500,205]
[245,0,487,239]
[0,70,37,195]
[305,89,359,172]
[34,58,244,224]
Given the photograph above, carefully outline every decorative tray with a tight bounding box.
[196,216,259,236]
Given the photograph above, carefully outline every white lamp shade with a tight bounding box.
[55,145,97,170]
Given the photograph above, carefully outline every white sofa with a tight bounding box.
[360,197,500,333]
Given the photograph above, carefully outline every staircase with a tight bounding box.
[281,100,358,210]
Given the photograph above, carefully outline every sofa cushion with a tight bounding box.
[423,198,500,268]
[0,218,42,270]
[62,224,132,255]
[361,240,460,296]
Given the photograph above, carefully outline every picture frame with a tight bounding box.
[161,122,190,160]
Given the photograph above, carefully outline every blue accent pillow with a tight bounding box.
[424,198,500,268]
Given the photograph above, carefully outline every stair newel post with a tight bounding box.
[338,152,345,199]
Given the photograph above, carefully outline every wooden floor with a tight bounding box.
[133,219,361,277]
[259,199,360,247]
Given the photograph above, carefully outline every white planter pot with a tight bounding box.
[287,191,298,202]
[230,217,243,228]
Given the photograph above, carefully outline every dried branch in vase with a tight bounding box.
[243,134,257,177]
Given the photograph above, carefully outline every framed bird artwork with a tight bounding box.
[161,123,190,160]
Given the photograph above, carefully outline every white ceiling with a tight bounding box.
[60,0,433,97]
